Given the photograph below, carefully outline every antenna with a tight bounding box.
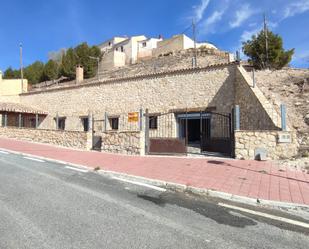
[192,19,197,67]
[20,43,24,92]
[263,14,269,69]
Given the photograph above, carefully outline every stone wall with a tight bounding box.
[101,131,143,155]
[235,66,281,130]
[235,130,298,160]
[20,64,236,131]
[0,127,89,150]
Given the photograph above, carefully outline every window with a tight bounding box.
[81,117,89,131]
[30,118,36,128]
[121,46,124,52]
[108,42,111,46]
[109,117,119,130]
[149,116,158,129]
[56,117,66,130]
[142,42,147,47]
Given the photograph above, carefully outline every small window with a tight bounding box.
[121,46,124,52]
[109,117,119,130]
[142,42,147,47]
[81,117,89,132]
[56,117,66,130]
[30,118,36,128]
[108,42,111,46]
[149,116,158,129]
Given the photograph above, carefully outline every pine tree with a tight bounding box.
[242,30,294,70]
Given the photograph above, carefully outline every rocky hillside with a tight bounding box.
[98,48,230,80]
[254,68,309,152]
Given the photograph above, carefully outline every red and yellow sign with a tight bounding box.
[128,112,139,122]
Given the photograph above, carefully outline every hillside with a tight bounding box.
[254,68,309,153]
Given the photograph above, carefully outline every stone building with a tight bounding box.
[0,51,299,160]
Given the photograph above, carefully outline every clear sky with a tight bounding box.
[0,0,308,71]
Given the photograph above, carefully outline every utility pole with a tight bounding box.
[263,14,269,69]
[19,43,24,92]
[192,19,197,67]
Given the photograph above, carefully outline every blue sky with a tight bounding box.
[0,0,308,71]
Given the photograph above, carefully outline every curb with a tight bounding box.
[97,169,309,211]
[1,146,309,212]
[0,148,91,170]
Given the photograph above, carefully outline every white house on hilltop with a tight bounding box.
[98,34,219,70]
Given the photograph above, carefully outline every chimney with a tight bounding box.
[76,65,84,84]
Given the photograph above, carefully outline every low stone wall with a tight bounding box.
[0,127,89,150]
[101,131,142,155]
[235,130,299,160]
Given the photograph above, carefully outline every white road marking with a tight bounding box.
[112,177,166,192]
[23,157,45,163]
[65,166,88,173]
[218,203,309,229]
[0,151,9,154]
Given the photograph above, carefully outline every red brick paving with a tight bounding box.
[0,137,308,206]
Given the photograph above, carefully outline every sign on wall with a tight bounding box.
[128,112,139,122]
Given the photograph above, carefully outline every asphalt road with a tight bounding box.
[0,151,308,249]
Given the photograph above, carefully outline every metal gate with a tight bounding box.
[200,111,234,156]
[145,110,234,157]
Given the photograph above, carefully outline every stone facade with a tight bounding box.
[235,130,298,160]
[0,127,89,150]
[19,64,236,132]
[101,131,142,155]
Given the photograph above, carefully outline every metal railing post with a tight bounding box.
[4,113,7,127]
[145,109,149,155]
[280,104,286,131]
[234,105,240,131]
[35,113,39,128]
[18,113,22,128]
[252,69,255,88]
[104,112,108,131]
[139,108,143,131]
[56,113,59,130]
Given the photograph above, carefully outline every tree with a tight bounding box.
[73,42,102,78]
[43,60,59,81]
[60,48,77,80]
[3,67,20,79]
[2,42,102,84]
[60,43,102,79]
[242,30,294,70]
[24,61,45,84]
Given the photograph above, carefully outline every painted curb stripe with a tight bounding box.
[23,156,45,162]
[112,177,166,192]
[65,166,88,173]
[219,203,309,229]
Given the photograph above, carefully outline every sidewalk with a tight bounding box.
[0,137,308,206]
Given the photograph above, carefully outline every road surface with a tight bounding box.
[0,150,308,249]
